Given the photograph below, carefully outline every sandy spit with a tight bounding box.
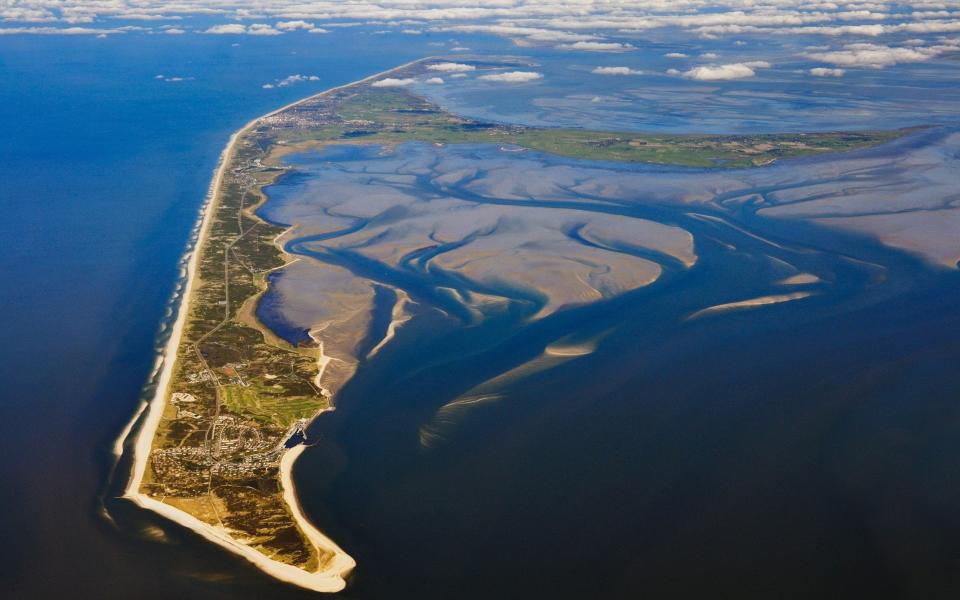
[118,57,435,592]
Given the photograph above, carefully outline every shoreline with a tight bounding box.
[118,58,432,592]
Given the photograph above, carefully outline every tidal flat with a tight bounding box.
[269,124,960,598]
[262,127,960,349]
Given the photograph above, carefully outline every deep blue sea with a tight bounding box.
[2,26,960,599]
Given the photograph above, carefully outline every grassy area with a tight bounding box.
[269,85,908,168]
[144,119,329,567]
[222,380,327,427]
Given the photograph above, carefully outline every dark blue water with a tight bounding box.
[3,28,960,600]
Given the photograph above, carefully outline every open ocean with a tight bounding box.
[2,26,960,599]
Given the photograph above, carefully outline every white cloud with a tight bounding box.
[425,77,444,84]
[559,41,634,52]
[427,62,475,73]
[155,72,195,82]
[0,7,56,22]
[248,23,282,36]
[273,74,320,87]
[204,24,247,35]
[591,66,643,75]
[810,67,846,76]
[164,27,185,35]
[442,24,596,44]
[806,42,947,68]
[676,61,770,80]
[116,13,178,21]
[478,70,543,83]
[262,83,274,89]
[665,52,688,58]
[371,77,416,87]
[205,23,281,36]
[276,20,313,31]
[0,26,127,35]
[2,0,958,52]
[700,52,719,59]
[0,1,922,32]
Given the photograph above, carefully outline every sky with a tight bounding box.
[1,1,959,80]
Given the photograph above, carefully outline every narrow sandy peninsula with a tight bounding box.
[121,62,432,592]
[119,55,906,593]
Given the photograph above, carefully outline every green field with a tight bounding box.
[222,380,327,427]
[271,86,908,168]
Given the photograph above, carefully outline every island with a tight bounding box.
[121,57,907,592]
